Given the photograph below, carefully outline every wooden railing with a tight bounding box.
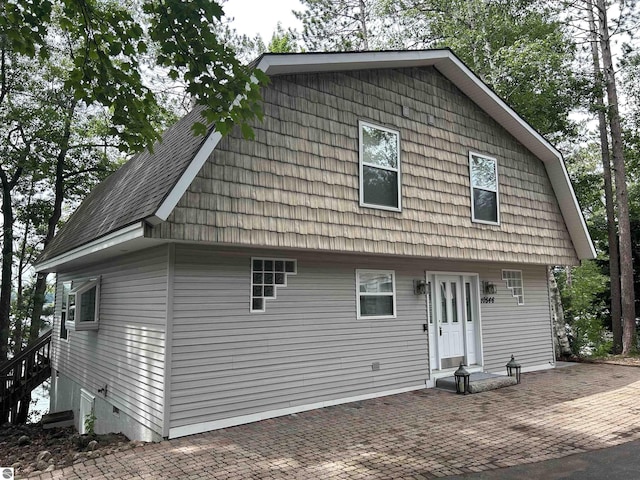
[0,329,52,423]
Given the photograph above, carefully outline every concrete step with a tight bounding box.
[436,372,518,394]
[42,410,74,429]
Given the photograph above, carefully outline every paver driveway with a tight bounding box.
[28,363,640,479]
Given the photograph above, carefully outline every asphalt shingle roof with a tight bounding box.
[38,105,211,264]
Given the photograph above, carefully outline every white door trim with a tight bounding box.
[426,271,484,377]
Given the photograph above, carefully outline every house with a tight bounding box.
[35,50,595,442]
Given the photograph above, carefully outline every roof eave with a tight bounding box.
[34,222,154,273]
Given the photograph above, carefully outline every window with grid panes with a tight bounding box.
[502,269,524,305]
[251,258,297,312]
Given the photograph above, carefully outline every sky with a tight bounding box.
[223,0,304,43]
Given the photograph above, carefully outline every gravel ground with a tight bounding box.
[0,422,145,478]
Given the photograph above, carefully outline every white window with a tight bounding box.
[359,121,401,211]
[250,258,297,312]
[502,270,524,305]
[67,278,100,331]
[356,270,396,319]
[59,281,72,340]
[469,152,499,224]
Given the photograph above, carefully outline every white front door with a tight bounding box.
[437,277,464,365]
[427,273,482,371]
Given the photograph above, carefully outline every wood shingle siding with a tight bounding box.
[152,67,578,265]
[51,246,168,435]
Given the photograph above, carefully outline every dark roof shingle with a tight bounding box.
[38,105,211,264]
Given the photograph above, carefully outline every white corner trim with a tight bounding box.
[168,384,425,439]
[154,130,223,221]
[35,222,146,272]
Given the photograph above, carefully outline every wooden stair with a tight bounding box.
[0,329,52,423]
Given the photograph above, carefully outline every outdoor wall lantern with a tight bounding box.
[506,355,522,384]
[454,362,470,395]
[482,281,497,295]
[413,280,427,295]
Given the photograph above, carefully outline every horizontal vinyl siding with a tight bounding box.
[169,245,430,429]
[477,264,554,372]
[51,246,168,435]
[169,245,555,431]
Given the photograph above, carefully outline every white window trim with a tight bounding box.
[359,120,402,212]
[67,277,101,331]
[469,151,500,225]
[59,281,72,341]
[502,269,524,305]
[356,269,397,319]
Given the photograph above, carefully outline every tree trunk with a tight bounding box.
[587,0,622,353]
[358,0,370,50]
[548,267,572,358]
[0,177,13,363]
[29,100,75,344]
[596,0,636,354]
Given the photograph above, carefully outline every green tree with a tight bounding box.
[591,0,636,354]
[268,23,299,53]
[0,0,266,364]
[391,0,584,140]
[558,261,609,355]
[294,0,385,51]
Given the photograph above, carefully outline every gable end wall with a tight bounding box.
[153,67,578,265]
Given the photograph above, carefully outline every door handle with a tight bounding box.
[439,326,442,336]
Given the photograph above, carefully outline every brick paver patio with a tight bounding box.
[28,363,640,479]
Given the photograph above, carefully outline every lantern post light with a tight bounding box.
[454,362,470,395]
[506,355,522,384]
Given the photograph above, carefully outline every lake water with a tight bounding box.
[29,380,50,423]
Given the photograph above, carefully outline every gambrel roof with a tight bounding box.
[36,49,595,272]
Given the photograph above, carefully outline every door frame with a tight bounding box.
[425,271,484,377]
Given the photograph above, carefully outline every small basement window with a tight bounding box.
[359,121,401,211]
[356,270,396,319]
[502,270,524,305]
[67,278,101,331]
[469,152,499,224]
[250,258,297,312]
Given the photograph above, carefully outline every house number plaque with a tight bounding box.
[481,297,495,304]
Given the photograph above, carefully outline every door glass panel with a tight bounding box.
[451,282,458,323]
[465,282,473,322]
[427,282,433,324]
[440,282,448,323]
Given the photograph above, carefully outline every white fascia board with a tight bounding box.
[34,222,146,272]
[153,130,223,222]
[544,161,597,260]
[255,50,450,76]
[418,54,595,260]
[153,72,261,222]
